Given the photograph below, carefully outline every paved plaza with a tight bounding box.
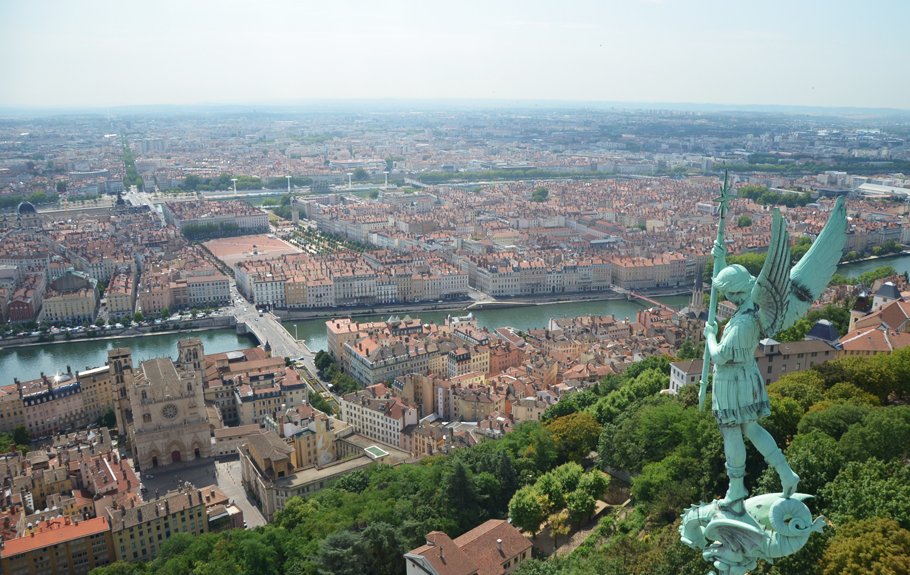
[127,453,267,529]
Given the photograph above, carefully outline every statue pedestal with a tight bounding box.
[679,493,826,575]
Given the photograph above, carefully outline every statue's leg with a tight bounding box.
[718,425,748,509]
[742,421,799,497]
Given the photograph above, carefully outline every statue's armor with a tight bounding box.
[711,305,771,426]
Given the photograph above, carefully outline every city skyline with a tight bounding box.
[2,0,909,111]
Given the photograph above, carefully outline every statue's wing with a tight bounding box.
[752,209,791,339]
[784,197,848,329]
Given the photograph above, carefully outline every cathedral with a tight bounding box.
[109,338,213,470]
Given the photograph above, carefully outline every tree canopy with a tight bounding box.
[531,187,549,202]
[89,342,910,575]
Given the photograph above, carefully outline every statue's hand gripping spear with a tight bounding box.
[699,171,732,411]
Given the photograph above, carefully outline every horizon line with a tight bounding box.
[1,98,909,117]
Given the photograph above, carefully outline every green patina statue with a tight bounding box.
[680,176,847,575]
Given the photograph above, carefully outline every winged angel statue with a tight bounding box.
[680,197,847,575]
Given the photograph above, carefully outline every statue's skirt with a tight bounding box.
[712,363,771,426]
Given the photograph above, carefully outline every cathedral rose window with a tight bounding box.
[162,404,179,420]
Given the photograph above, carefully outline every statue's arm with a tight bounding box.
[705,333,724,365]
[712,241,727,274]
[704,323,733,366]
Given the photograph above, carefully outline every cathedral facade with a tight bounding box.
[112,338,213,470]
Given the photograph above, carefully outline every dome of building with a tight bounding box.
[17,201,37,215]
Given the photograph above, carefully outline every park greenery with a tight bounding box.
[715,157,910,176]
[292,226,377,255]
[121,138,144,190]
[267,176,313,190]
[737,214,752,227]
[314,351,362,396]
[413,168,616,184]
[95,408,117,429]
[181,222,259,241]
[182,174,264,192]
[827,264,900,287]
[531,187,550,202]
[838,239,902,264]
[737,185,813,208]
[773,303,851,342]
[266,193,298,220]
[0,190,59,211]
[87,346,910,574]
[0,428,30,456]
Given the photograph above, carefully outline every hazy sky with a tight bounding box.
[2,0,908,110]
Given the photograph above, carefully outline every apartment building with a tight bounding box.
[340,385,418,449]
[240,427,405,521]
[345,335,442,386]
[233,367,309,426]
[204,348,288,425]
[186,274,231,306]
[452,387,506,422]
[0,384,26,434]
[106,273,135,316]
[136,271,174,316]
[107,487,209,563]
[669,338,837,393]
[162,200,268,233]
[326,318,385,363]
[14,372,90,436]
[8,272,46,322]
[75,365,115,425]
[40,270,99,324]
[511,397,549,423]
[252,274,288,307]
[0,516,115,575]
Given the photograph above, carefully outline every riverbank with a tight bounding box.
[0,316,235,351]
[837,250,909,270]
[275,287,693,322]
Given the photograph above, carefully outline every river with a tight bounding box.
[4,252,907,383]
[0,330,257,385]
[836,253,910,278]
[0,296,690,382]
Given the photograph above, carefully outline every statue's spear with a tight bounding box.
[699,171,732,411]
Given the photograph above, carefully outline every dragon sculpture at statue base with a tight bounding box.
[679,493,826,575]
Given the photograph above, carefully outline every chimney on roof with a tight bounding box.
[497,539,502,551]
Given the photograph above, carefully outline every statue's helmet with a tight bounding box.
[714,264,755,295]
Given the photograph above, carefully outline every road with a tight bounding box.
[229,301,309,361]
[225,286,342,410]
